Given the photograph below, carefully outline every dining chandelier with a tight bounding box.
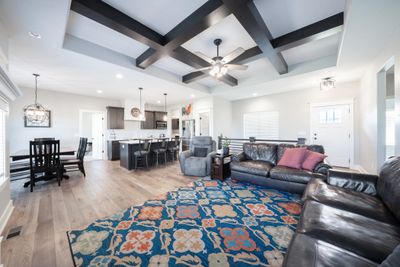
[23,73,49,123]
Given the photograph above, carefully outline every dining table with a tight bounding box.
[10,147,76,187]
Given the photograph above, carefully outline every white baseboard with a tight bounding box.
[0,200,13,236]
[353,164,368,173]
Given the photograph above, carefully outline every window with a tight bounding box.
[243,111,279,139]
[319,109,342,124]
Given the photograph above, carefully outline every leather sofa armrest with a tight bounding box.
[179,150,193,173]
[327,169,378,195]
[232,152,246,162]
[313,162,332,176]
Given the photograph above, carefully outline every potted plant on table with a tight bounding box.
[222,137,231,155]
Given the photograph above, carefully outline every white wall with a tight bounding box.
[9,87,120,153]
[231,81,360,140]
[358,35,400,173]
[213,96,232,139]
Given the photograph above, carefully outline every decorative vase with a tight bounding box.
[223,146,229,155]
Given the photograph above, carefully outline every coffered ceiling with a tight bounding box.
[1,0,399,103]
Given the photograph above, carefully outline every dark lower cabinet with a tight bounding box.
[107,140,122,160]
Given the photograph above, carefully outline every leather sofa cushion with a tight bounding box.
[378,156,400,222]
[283,233,378,267]
[270,166,325,184]
[302,179,398,225]
[298,144,325,154]
[297,200,400,263]
[230,160,274,177]
[243,143,260,160]
[257,143,278,164]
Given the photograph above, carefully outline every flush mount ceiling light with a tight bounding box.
[252,92,258,97]
[23,74,48,123]
[320,77,336,91]
[190,94,196,99]
[96,90,103,94]
[163,93,168,121]
[115,73,123,79]
[28,31,41,39]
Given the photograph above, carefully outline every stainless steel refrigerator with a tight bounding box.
[182,119,195,151]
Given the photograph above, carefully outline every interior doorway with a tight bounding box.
[310,102,353,167]
[377,59,396,168]
[79,110,105,160]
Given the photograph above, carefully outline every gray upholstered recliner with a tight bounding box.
[179,136,216,177]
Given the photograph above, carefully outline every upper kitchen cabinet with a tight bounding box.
[141,111,167,129]
[107,106,124,129]
[141,110,155,129]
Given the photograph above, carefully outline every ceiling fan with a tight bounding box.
[194,38,248,78]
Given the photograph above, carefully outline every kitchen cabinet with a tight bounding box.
[107,106,124,129]
[172,119,179,130]
[141,111,167,129]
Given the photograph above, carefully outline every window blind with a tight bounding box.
[243,111,279,139]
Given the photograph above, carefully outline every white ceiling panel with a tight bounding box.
[229,58,276,80]
[254,0,346,38]
[281,33,340,66]
[66,11,148,58]
[102,0,208,35]
[153,57,194,76]
[182,15,257,59]
[198,77,221,88]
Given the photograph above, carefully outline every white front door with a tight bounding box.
[91,113,104,160]
[310,103,352,167]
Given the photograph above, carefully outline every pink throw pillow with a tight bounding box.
[302,150,327,171]
[278,148,307,169]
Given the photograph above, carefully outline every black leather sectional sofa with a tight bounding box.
[230,143,331,194]
[283,156,400,266]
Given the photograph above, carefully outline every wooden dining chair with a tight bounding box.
[29,140,61,192]
[134,139,151,169]
[61,137,88,177]
[34,137,55,141]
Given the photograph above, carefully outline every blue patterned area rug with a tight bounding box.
[67,179,302,266]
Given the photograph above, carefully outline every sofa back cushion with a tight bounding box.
[190,136,215,155]
[378,156,400,221]
[298,144,325,154]
[257,143,278,165]
[243,143,278,164]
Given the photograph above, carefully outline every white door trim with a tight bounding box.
[309,99,355,168]
[78,109,106,160]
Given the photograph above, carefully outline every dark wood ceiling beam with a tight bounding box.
[182,71,209,84]
[229,46,262,64]
[70,0,164,49]
[220,0,288,75]
[271,12,344,52]
[136,0,231,69]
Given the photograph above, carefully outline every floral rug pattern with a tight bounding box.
[67,179,302,266]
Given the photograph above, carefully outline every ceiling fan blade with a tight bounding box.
[195,66,213,72]
[222,47,245,63]
[194,51,215,64]
[225,64,248,70]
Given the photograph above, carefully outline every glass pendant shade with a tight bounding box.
[23,74,48,123]
[163,93,168,121]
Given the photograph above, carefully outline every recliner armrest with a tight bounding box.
[232,152,246,162]
[327,169,378,195]
[179,150,193,173]
[313,162,331,175]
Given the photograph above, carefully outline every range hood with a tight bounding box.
[124,99,146,121]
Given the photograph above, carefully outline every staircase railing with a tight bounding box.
[217,136,306,155]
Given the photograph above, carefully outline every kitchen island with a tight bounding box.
[119,139,176,170]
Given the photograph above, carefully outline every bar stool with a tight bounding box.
[153,138,167,167]
[167,137,180,161]
[134,139,151,169]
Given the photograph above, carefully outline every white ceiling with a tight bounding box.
[254,0,346,38]
[1,0,398,104]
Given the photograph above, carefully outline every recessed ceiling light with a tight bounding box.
[157,100,161,104]
[28,31,41,39]
[115,73,123,79]
[190,94,196,98]
[252,93,258,97]
[96,90,103,94]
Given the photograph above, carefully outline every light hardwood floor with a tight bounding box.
[1,160,195,267]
